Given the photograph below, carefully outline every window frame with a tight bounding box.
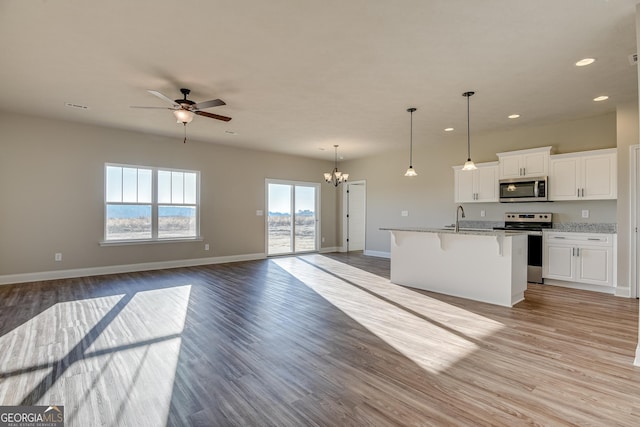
[102,163,201,245]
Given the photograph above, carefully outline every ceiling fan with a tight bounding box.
[131,88,232,124]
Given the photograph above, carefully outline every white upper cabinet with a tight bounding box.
[453,162,499,203]
[548,148,617,201]
[497,146,552,179]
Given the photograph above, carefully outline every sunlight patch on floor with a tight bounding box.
[273,255,504,374]
[0,285,191,427]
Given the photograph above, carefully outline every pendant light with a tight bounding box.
[324,145,349,187]
[404,107,418,177]
[462,91,477,171]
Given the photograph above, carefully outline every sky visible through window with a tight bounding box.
[269,184,315,214]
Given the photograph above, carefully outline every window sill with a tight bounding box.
[99,237,204,247]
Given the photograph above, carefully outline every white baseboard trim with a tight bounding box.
[319,246,340,254]
[364,250,391,259]
[614,286,631,298]
[635,344,640,367]
[0,253,267,286]
[541,279,615,295]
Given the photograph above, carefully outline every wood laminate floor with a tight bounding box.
[0,252,638,426]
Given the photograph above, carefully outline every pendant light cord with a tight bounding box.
[407,107,417,167]
[466,94,471,160]
[463,91,474,161]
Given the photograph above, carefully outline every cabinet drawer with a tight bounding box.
[544,232,613,247]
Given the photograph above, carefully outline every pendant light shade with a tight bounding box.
[404,107,418,177]
[324,145,348,187]
[462,91,477,171]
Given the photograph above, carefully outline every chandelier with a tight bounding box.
[324,145,349,187]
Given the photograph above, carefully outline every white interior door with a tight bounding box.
[346,181,366,251]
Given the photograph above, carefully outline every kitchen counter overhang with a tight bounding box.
[381,228,528,307]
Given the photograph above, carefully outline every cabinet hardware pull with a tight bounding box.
[572,248,575,256]
[577,188,580,197]
[581,188,584,197]
[576,248,580,256]
[587,238,601,241]
[554,236,566,239]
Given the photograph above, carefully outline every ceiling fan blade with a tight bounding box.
[130,106,175,109]
[193,98,226,110]
[147,90,180,106]
[195,110,232,122]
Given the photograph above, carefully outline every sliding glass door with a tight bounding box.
[267,180,319,255]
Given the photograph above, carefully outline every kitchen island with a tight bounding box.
[381,228,528,307]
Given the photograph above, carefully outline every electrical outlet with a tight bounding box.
[322,237,325,243]
[480,210,486,217]
[401,210,409,217]
[204,244,210,251]
[54,252,62,262]
[582,209,589,218]
[256,210,263,216]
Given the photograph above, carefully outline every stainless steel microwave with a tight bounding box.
[499,176,548,202]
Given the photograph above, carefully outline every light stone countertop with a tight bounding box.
[380,227,527,237]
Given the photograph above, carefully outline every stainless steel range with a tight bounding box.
[494,213,553,284]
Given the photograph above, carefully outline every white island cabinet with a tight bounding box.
[382,228,528,307]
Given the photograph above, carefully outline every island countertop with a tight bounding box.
[380,227,526,237]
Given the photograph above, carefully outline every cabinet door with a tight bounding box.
[549,157,579,200]
[582,154,616,200]
[576,247,612,286]
[543,244,575,281]
[522,152,548,177]
[454,168,475,203]
[499,156,522,179]
[475,166,498,202]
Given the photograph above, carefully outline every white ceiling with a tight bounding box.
[1,0,638,160]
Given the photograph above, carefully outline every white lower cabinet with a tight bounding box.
[543,232,615,288]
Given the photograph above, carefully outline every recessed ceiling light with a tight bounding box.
[444,127,454,132]
[224,130,237,135]
[593,95,609,102]
[508,114,520,119]
[575,58,596,67]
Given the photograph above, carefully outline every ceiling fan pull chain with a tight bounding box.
[183,123,187,144]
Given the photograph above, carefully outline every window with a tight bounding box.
[105,164,200,242]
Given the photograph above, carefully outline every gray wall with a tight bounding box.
[0,112,339,276]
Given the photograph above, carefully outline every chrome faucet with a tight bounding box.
[455,205,465,232]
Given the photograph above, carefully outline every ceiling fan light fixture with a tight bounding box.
[174,109,194,124]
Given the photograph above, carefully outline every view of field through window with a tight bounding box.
[105,166,198,240]
[268,183,317,254]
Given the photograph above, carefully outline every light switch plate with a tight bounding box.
[401,210,409,217]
